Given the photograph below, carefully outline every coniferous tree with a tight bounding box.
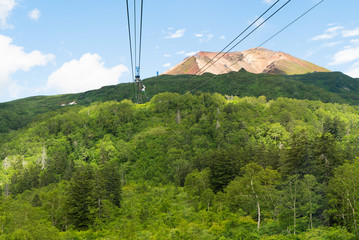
[100,161,122,208]
[66,164,96,230]
[207,149,236,192]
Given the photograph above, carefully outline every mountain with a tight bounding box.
[163,48,330,75]
[1,59,359,239]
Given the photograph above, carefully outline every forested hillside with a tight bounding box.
[1,92,359,239]
[1,71,359,135]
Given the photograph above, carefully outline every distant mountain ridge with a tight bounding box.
[163,48,330,75]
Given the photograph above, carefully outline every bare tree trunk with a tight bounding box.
[257,200,261,230]
[251,177,260,230]
[41,146,47,169]
[176,109,181,124]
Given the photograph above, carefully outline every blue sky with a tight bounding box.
[0,0,359,102]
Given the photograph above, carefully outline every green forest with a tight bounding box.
[2,84,359,238]
[1,71,359,136]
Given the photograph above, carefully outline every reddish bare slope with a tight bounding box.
[163,48,329,75]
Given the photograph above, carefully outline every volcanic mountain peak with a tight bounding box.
[163,48,329,76]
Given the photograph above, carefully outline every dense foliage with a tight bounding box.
[2,91,359,238]
[1,71,359,135]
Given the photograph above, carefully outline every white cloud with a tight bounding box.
[329,46,359,65]
[351,39,359,44]
[46,53,128,93]
[165,28,185,39]
[343,27,359,38]
[185,51,197,57]
[312,26,359,41]
[0,35,54,100]
[327,26,344,33]
[28,8,40,21]
[219,35,225,40]
[176,50,198,57]
[311,26,343,41]
[195,32,214,43]
[162,63,171,68]
[346,62,359,78]
[163,54,171,58]
[263,0,275,4]
[322,41,342,47]
[312,34,335,41]
[0,35,54,83]
[0,0,16,29]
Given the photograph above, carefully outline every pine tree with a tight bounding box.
[101,162,122,207]
[66,165,96,229]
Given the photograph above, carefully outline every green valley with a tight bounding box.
[1,89,359,238]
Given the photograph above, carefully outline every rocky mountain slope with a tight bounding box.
[163,47,330,75]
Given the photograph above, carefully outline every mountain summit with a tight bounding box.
[163,48,329,75]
